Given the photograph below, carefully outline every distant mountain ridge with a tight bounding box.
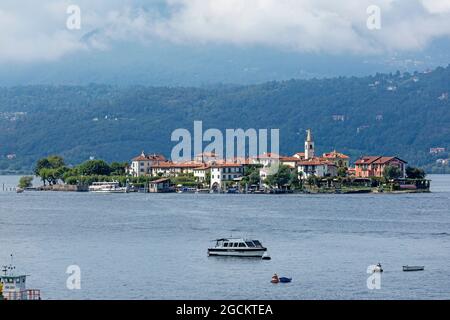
[0,65,449,172]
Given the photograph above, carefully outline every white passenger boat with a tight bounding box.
[207,238,268,257]
[88,181,128,193]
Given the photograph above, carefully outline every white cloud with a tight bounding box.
[421,0,450,14]
[154,0,450,54]
[0,0,449,63]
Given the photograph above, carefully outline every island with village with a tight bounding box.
[16,129,430,194]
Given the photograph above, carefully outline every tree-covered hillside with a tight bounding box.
[0,66,449,173]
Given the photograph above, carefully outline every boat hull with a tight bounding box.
[89,189,128,193]
[207,248,267,257]
[403,266,424,272]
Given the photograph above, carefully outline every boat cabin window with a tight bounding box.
[233,243,238,247]
[238,243,246,247]
[253,240,262,247]
[223,242,229,247]
[245,241,256,247]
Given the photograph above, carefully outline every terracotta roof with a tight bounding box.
[373,156,407,164]
[152,162,204,169]
[193,164,211,170]
[292,152,305,157]
[195,152,218,157]
[355,156,407,165]
[211,163,244,168]
[280,156,300,162]
[132,153,167,162]
[253,152,282,159]
[322,151,350,159]
[354,156,382,165]
[297,159,335,166]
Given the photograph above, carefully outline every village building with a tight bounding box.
[297,159,337,179]
[150,162,204,177]
[292,152,305,160]
[279,156,299,168]
[128,151,167,177]
[251,152,281,167]
[193,165,211,182]
[210,163,244,190]
[354,156,407,178]
[322,151,350,168]
[294,129,342,179]
[347,167,356,176]
[194,152,221,164]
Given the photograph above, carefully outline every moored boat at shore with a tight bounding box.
[89,181,128,193]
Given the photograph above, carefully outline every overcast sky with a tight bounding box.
[0,0,450,63]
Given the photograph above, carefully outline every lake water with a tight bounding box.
[1,175,449,300]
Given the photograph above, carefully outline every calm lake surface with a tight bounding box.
[1,175,449,300]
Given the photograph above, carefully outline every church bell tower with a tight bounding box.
[305,129,315,160]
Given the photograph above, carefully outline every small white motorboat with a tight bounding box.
[207,238,268,258]
[403,265,424,272]
[371,263,383,273]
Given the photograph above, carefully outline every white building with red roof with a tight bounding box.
[128,151,168,177]
[294,129,345,178]
[297,159,337,179]
[322,150,350,168]
[210,163,244,190]
[251,152,281,167]
[150,161,204,177]
[355,156,407,178]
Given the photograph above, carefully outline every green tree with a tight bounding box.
[34,158,51,176]
[47,155,65,169]
[289,172,301,189]
[34,155,66,185]
[307,174,320,187]
[383,165,402,180]
[406,166,426,179]
[241,164,262,186]
[110,162,128,175]
[18,176,33,189]
[38,168,59,185]
[77,160,111,176]
[265,165,293,188]
[337,167,348,178]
